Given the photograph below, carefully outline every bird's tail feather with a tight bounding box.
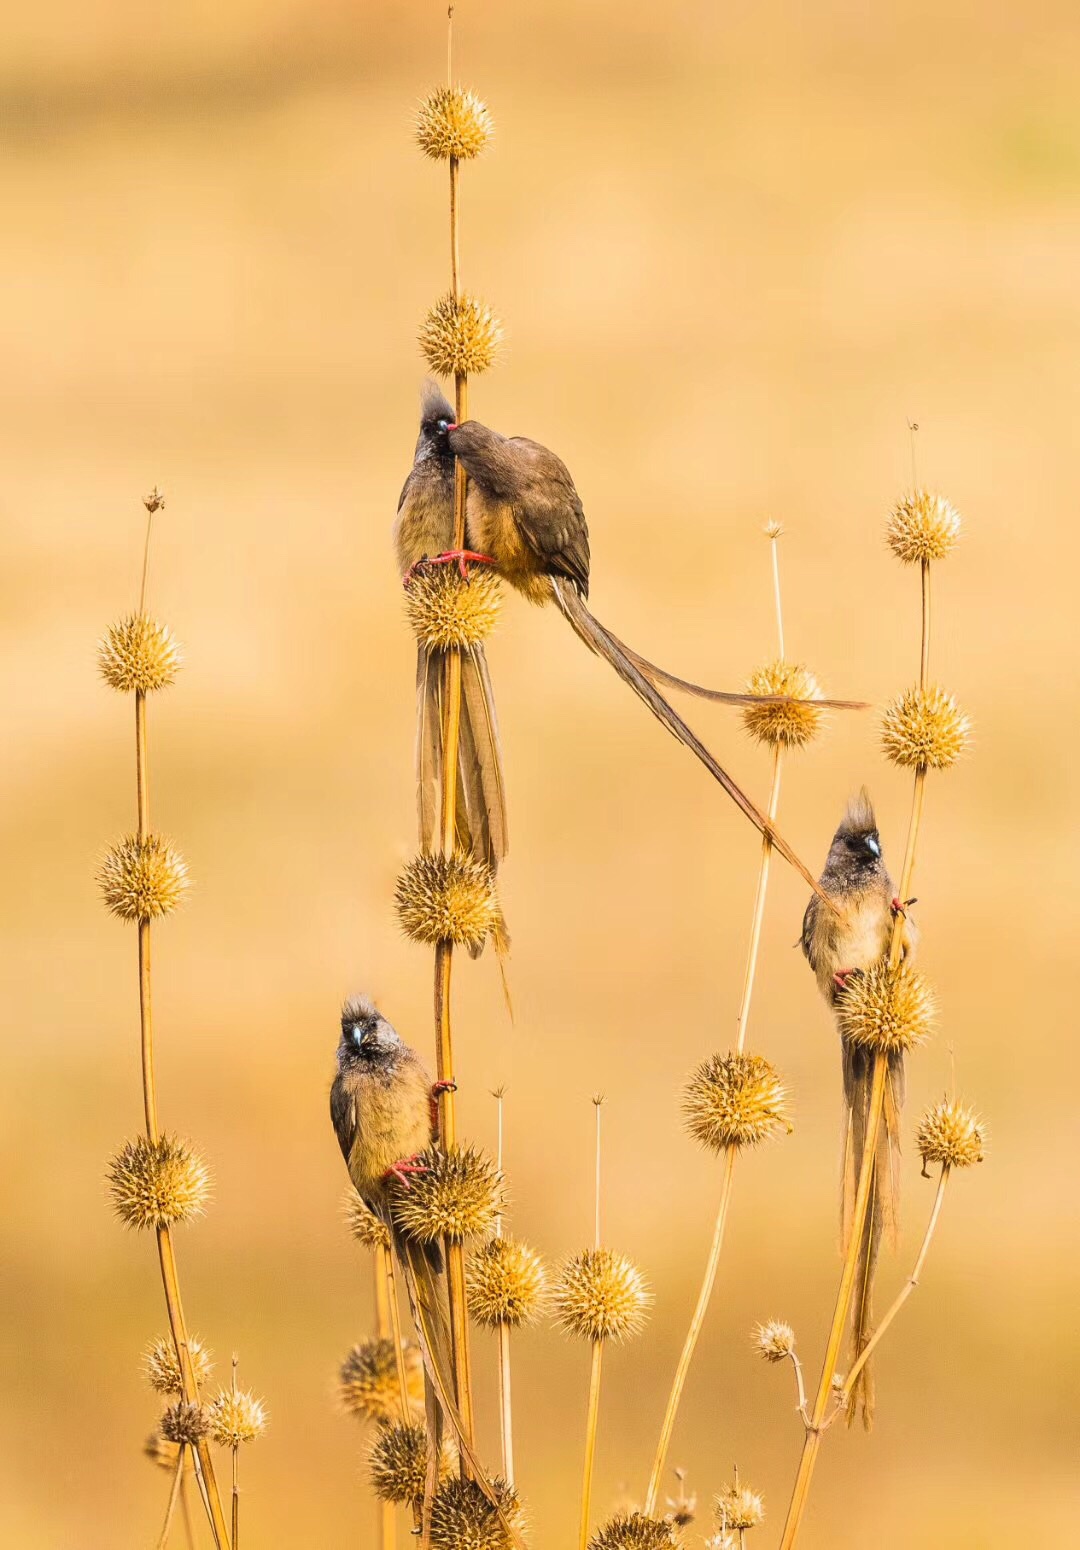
[550,580,829,903]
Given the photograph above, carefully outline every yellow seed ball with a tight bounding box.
[395,853,500,951]
[881,685,971,771]
[715,1484,764,1532]
[430,1475,522,1550]
[416,86,493,161]
[98,833,189,921]
[99,614,182,693]
[553,1247,650,1344]
[390,1145,503,1245]
[339,1338,424,1425]
[752,1320,796,1363]
[108,1135,210,1230]
[343,1188,391,1251]
[467,1237,547,1329]
[207,1388,268,1447]
[886,491,961,565]
[917,1099,986,1170]
[419,292,502,378]
[683,1052,790,1151]
[143,1335,213,1395]
[405,564,501,650]
[588,1512,681,1549]
[160,1401,210,1446]
[741,660,824,749]
[837,961,935,1055]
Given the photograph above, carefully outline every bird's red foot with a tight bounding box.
[383,1153,430,1191]
[432,1080,458,1098]
[426,549,496,581]
[833,970,854,992]
[402,556,431,588]
[890,895,918,916]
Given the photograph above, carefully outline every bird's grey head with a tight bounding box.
[825,788,884,881]
[414,378,457,463]
[339,995,402,1066]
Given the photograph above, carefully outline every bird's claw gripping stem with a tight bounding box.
[890,895,918,916]
[833,970,854,991]
[403,549,496,585]
[383,1153,430,1190]
[432,1080,458,1097]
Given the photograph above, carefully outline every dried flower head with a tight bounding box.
[99,614,181,694]
[881,685,970,771]
[420,292,502,378]
[554,1247,650,1344]
[752,1320,796,1363]
[683,1052,790,1151]
[467,1236,547,1328]
[917,1099,986,1170]
[886,491,961,565]
[405,564,501,650]
[715,1484,764,1532]
[742,660,824,749]
[390,1144,503,1244]
[144,1431,180,1470]
[143,1335,213,1395]
[430,1475,522,1550]
[369,1421,443,1505]
[108,1135,210,1230]
[395,852,500,951]
[416,85,493,160]
[589,1511,680,1549]
[836,961,935,1054]
[160,1401,210,1446]
[207,1387,267,1446]
[144,486,166,514]
[98,833,189,921]
[343,1188,392,1251]
[339,1338,424,1424]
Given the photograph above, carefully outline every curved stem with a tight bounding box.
[156,1445,186,1550]
[578,1340,605,1550]
[734,748,783,1052]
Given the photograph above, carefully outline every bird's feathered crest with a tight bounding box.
[341,993,378,1024]
[420,377,455,426]
[838,787,877,839]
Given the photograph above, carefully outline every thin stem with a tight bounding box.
[497,1322,515,1486]
[644,1145,737,1514]
[381,1244,414,1428]
[156,1445,186,1550]
[493,1088,505,1237]
[789,1350,809,1423]
[231,1356,240,1550]
[592,1097,604,1250]
[734,748,783,1052]
[446,5,454,86]
[578,1339,605,1550]
[179,1466,196,1550]
[769,529,785,660]
[139,506,156,614]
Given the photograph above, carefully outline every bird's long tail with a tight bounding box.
[842,1041,904,1430]
[550,579,829,902]
[617,637,869,713]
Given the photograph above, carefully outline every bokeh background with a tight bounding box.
[3,2,1079,1545]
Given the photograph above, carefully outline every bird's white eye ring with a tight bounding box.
[866,836,881,857]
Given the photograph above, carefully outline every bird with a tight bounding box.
[393,379,509,960]
[429,413,833,900]
[800,789,918,1428]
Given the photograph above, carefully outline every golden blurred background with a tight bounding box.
[3,1,1078,1544]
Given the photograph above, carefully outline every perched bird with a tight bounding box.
[800,790,918,1428]
[435,414,830,898]
[393,380,508,957]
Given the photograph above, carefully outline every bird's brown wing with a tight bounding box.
[800,893,821,966]
[329,1076,357,1167]
[505,436,591,596]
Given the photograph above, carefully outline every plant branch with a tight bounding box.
[156,1445,186,1550]
[578,1339,604,1550]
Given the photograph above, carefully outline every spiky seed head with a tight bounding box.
[752,1320,796,1363]
[405,564,501,650]
[108,1135,210,1230]
[683,1052,791,1151]
[917,1099,986,1170]
[144,486,166,514]
[881,685,971,771]
[207,1388,267,1447]
[143,1335,213,1395]
[430,1475,522,1550]
[339,1338,424,1424]
[98,834,189,921]
[715,1485,764,1532]
[588,1511,680,1549]
[836,961,935,1055]
[390,1144,503,1244]
[467,1236,548,1328]
[554,1247,650,1344]
[886,491,961,565]
[416,86,493,160]
[99,615,182,693]
[343,1188,392,1251]
[144,1431,180,1470]
[741,660,824,749]
[369,1421,443,1505]
[420,292,502,378]
[160,1401,210,1446]
[395,853,500,951]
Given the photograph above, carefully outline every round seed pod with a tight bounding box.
[886,491,961,565]
[751,1320,796,1363]
[430,1475,522,1550]
[143,1335,213,1395]
[881,685,970,771]
[108,1135,210,1230]
[916,1099,986,1170]
[339,1338,424,1425]
[588,1512,680,1549]
[368,1421,441,1505]
[405,564,501,650]
[836,961,935,1055]
[553,1247,650,1344]
[741,660,824,749]
[683,1052,790,1151]
[160,1401,210,1446]
[395,853,500,952]
[98,833,189,921]
[416,86,493,161]
[390,1145,503,1245]
[420,292,502,378]
[99,614,182,693]
[207,1388,268,1447]
[467,1237,547,1329]
[343,1188,391,1251]
[715,1484,764,1532]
